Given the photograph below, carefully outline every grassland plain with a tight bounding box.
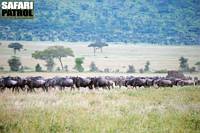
[0,86,200,133]
[0,41,200,72]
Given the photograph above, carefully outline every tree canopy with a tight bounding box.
[88,40,108,55]
[32,46,74,71]
[8,42,23,55]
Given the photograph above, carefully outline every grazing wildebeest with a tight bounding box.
[125,77,136,88]
[113,76,126,88]
[57,77,74,90]
[0,77,5,92]
[13,77,27,92]
[194,77,200,86]
[177,80,194,86]
[154,78,173,87]
[92,77,114,90]
[2,76,18,92]
[72,77,93,89]
[26,76,47,92]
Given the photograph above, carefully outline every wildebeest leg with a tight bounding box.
[12,87,15,92]
[108,86,110,90]
[16,87,20,93]
[59,87,63,91]
[88,85,93,90]
[0,87,5,93]
[70,86,75,91]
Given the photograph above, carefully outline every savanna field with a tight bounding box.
[0,86,200,133]
[0,41,200,132]
[1,0,200,132]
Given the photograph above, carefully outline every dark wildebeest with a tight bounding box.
[125,77,136,88]
[92,77,114,90]
[72,77,93,89]
[13,77,27,92]
[56,77,74,90]
[113,76,126,88]
[0,77,5,92]
[177,80,194,86]
[154,78,173,87]
[2,76,18,92]
[26,76,47,92]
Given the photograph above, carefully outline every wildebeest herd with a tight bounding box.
[0,76,200,92]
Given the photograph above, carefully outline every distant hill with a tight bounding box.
[0,0,200,45]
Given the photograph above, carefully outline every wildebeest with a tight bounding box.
[0,75,197,93]
[177,80,194,86]
[154,78,173,87]
[56,77,74,90]
[91,77,114,89]
[72,77,93,89]
[0,77,5,92]
[26,76,47,92]
[2,76,19,92]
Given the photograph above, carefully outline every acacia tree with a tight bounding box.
[8,42,23,55]
[32,50,55,72]
[32,46,74,71]
[88,40,108,56]
[47,46,74,70]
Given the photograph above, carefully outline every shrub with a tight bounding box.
[0,66,4,71]
[35,64,42,72]
[179,56,189,72]
[189,67,196,73]
[104,68,110,73]
[127,65,136,73]
[74,57,84,72]
[89,61,98,72]
[139,68,144,73]
[56,67,61,72]
[144,61,150,72]
[64,65,68,72]
[8,56,21,71]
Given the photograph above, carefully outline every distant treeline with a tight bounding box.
[0,0,200,44]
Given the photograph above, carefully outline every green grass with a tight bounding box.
[0,86,200,133]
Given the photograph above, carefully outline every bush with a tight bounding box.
[139,68,144,73]
[0,66,4,71]
[8,56,21,71]
[74,57,84,72]
[89,61,98,72]
[56,67,61,72]
[144,61,150,72]
[115,69,120,73]
[104,68,110,73]
[127,65,136,73]
[35,64,42,72]
[64,65,68,72]
[179,56,189,72]
[189,67,196,73]
[46,58,55,72]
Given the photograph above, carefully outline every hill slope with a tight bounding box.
[0,0,200,44]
